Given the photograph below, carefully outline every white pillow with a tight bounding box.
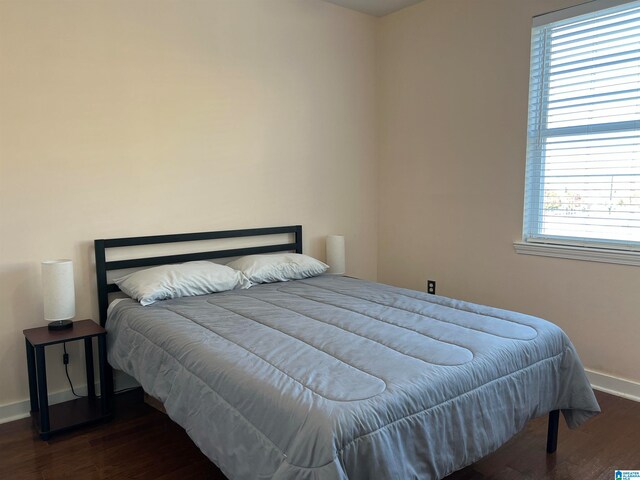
[113,261,251,306]
[226,253,328,284]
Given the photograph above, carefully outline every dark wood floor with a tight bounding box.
[0,390,638,479]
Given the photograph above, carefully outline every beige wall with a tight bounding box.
[2,0,638,413]
[0,0,377,407]
[377,0,640,383]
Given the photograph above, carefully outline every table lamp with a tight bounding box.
[42,259,75,330]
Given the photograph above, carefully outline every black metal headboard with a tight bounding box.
[94,225,302,327]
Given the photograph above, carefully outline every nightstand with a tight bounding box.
[23,319,111,439]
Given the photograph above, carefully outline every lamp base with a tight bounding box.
[48,320,74,331]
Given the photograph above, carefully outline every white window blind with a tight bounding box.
[524,0,640,251]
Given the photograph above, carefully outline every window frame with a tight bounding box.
[516,0,640,265]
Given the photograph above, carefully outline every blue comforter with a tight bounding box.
[107,275,600,479]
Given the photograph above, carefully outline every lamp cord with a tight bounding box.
[63,342,85,398]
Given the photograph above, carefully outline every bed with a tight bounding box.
[95,225,600,480]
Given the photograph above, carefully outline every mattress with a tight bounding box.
[106,275,600,480]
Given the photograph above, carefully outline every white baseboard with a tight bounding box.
[0,371,140,425]
[0,384,92,425]
[585,369,640,403]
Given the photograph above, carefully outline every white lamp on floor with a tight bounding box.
[326,235,346,275]
[42,259,76,330]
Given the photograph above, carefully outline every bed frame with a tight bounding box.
[93,223,560,456]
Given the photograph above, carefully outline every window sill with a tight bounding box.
[513,241,640,267]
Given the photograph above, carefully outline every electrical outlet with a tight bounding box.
[427,280,436,294]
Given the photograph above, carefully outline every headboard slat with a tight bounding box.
[106,243,298,271]
[102,225,299,248]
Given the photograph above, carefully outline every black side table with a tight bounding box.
[23,319,111,439]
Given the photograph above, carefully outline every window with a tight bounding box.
[521,0,640,262]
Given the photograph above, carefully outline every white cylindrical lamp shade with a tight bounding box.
[326,235,346,275]
[42,260,76,321]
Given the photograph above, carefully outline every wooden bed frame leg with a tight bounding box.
[546,409,560,453]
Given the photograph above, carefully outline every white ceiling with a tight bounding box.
[323,0,424,17]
